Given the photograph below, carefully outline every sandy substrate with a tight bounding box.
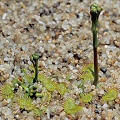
[0,0,120,120]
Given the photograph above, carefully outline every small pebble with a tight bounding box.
[109,105,115,109]
[2,107,12,115]
[73,54,82,60]
[2,99,9,106]
[62,58,68,63]
[94,109,100,114]
[113,40,120,47]
[99,90,104,95]
[102,103,108,109]
[100,67,107,73]
[2,13,7,20]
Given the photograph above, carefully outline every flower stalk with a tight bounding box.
[30,53,41,83]
[90,4,102,86]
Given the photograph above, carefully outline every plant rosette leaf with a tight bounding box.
[33,107,47,116]
[80,93,93,103]
[79,64,100,87]
[56,83,69,95]
[102,89,118,101]
[80,64,94,81]
[23,74,34,85]
[17,96,35,111]
[21,84,29,93]
[66,74,71,81]
[82,64,94,72]
[35,93,44,98]
[21,68,27,74]
[41,92,52,105]
[1,84,14,99]
[38,74,48,82]
[63,98,82,114]
[43,80,57,92]
[12,78,22,86]
[80,72,94,82]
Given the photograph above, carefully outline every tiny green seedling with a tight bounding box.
[90,3,102,86]
[11,53,42,98]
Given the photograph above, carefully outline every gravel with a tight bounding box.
[0,0,120,120]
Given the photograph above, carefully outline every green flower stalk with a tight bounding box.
[90,4,102,86]
[30,53,41,83]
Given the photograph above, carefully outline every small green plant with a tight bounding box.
[1,84,14,99]
[102,89,118,101]
[11,53,42,98]
[12,71,38,98]
[63,98,82,114]
[90,4,102,86]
